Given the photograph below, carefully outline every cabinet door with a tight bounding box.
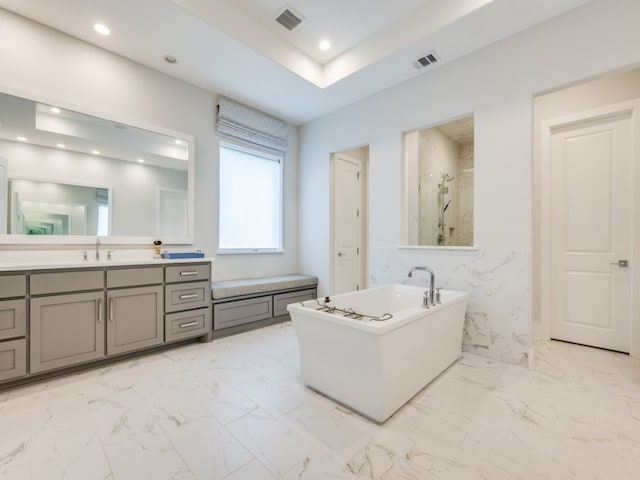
[0,299,26,340]
[107,285,163,356]
[165,281,209,313]
[0,338,26,382]
[30,292,105,374]
[273,289,317,317]
[213,296,272,330]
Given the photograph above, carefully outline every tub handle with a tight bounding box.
[435,288,441,304]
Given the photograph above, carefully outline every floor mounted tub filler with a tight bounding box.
[287,284,469,423]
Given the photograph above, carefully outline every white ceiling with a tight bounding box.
[0,0,593,125]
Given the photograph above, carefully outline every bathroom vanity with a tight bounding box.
[0,259,212,387]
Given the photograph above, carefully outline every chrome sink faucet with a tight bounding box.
[408,266,435,308]
[95,238,101,261]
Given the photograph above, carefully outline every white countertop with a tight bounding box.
[0,254,214,272]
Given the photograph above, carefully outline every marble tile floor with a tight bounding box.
[1,323,639,480]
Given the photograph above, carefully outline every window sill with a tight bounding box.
[217,249,284,255]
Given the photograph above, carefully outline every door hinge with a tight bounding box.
[357,172,361,180]
[357,247,359,255]
[356,209,360,218]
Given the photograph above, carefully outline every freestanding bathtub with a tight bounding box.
[287,284,469,423]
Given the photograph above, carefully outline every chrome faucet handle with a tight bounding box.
[107,250,113,261]
[81,251,88,261]
[422,292,430,309]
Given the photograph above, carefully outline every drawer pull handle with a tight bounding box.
[179,271,199,276]
[109,297,114,321]
[179,293,199,300]
[97,298,103,323]
[179,321,199,328]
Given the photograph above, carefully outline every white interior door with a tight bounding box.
[332,154,363,294]
[157,188,188,238]
[550,110,633,352]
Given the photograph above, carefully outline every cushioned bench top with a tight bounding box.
[211,274,318,300]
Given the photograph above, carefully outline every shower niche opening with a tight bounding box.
[402,115,474,247]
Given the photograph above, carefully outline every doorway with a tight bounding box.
[331,148,368,295]
[540,99,640,356]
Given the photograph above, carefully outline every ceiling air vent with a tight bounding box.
[275,6,304,31]
[412,51,440,70]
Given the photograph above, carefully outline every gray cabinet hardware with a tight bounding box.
[179,321,199,328]
[179,293,199,300]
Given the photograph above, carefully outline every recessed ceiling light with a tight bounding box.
[163,55,177,64]
[137,158,145,163]
[50,107,61,114]
[319,40,331,51]
[91,150,100,155]
[94,23,111,36]
[16,136,26,141]
[56,143,66,149]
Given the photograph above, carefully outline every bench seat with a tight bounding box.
[211,274,318,301]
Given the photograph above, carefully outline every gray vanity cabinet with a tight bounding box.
[0,274,27,382]
[1,260,212,388]
[30,290,105,374]
[106,267,164,356]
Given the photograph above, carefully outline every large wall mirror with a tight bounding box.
[402,115,474,247]
[0,90,194,244]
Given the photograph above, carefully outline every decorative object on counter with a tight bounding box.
[160,251,205,259]
[153,240,162,259]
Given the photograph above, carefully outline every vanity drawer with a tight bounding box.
[0,339,26,383]
[213,296,272,330]
[165,281,209,313]
[0,275,26,299]
[107,267,163,288]
[165,264,210,284]
[31,270,104,295]
[0,299,26,340]
[273,289,317,317]
[165,307,211,342]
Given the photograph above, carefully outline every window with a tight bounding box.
[219,143,283,252]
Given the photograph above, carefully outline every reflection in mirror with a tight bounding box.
[403,115,474,247]
[8,179,109,236]
[0,91,193,242]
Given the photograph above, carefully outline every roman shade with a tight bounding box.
[216,96,288,153]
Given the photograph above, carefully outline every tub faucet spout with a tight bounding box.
[408,266,435,308]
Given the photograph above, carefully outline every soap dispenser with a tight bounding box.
[153,240,162,259]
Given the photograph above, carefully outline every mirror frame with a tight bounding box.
[0,84,195,245]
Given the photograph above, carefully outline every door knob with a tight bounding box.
[610,260,629,268]
[338,252,345,257]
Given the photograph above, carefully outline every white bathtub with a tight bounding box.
[287,284,469,423]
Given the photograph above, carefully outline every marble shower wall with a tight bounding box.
[456,144,474,246]
[369,247,529,365]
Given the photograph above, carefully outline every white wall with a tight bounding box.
[0,9,298,280]
[299,0,640,363]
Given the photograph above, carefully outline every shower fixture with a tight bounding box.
[437,173,455,245]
